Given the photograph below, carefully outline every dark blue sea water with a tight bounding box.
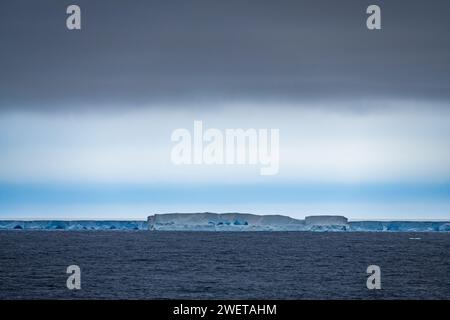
[0,231,449,299]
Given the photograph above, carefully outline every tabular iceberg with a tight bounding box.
[147,212,307,231]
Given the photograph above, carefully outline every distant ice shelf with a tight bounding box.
[0,213,449,232]
[0,220,147,231]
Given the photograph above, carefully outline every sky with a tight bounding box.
[0,0,449,219]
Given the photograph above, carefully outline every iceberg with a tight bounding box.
[147,212,306,231]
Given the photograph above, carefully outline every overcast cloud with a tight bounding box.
[1,0,449,110]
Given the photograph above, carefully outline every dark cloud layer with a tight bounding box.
[1,0,449,110]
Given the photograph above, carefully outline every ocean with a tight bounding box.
[0,231,449,299]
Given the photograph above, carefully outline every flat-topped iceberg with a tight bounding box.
[148,212,306,231]
[304,215,349,231]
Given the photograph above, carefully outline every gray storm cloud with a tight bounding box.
[0,0,449,110]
